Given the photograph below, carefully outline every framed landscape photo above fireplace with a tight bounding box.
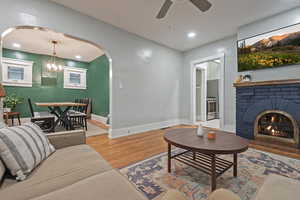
[238,23,300,72]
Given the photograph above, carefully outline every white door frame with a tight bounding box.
[190,53,225,129]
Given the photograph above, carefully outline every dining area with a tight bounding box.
[27,98,91,133]
[2,93,108,138]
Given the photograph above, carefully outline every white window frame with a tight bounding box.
[1,57,33,87]
[64,66,87,90]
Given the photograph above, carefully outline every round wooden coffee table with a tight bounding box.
[164,128,249,191]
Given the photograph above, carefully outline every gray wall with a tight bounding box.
[207,62,220,81]
[181,6,300,131]
[0,0,183,135]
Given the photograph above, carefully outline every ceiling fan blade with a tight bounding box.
[156,0,173,19]
[190,0,212,12]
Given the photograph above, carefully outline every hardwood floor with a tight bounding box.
[86,122,300,169]
[86,124,193,168]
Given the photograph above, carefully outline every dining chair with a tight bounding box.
[28,98,55,133]
[68,98,89,131]
[71,99,80,112]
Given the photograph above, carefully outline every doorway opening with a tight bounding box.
[191,54,224,129]
[0,26,112,137]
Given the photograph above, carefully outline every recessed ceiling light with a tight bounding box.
[75,55,81,59]
[12,43,21,48]
[187,32,197,38]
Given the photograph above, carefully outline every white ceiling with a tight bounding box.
[51,0,300,51]
[3,28,104,62]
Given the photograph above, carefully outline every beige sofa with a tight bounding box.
[0,130,186,200]
[208,174,300,200]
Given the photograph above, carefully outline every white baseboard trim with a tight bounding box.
[222,124,236,133]
[91,114,108,125]
[20,116,235,137]
[178,118,236,133]
[109,119,187,139]
[179,119,194,125]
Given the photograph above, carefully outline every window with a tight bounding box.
[69,73,81,84]
[8,66,24,80]
[64,67,87,89]
[1,58,33,87]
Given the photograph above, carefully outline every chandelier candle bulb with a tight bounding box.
[46,41,63,72]
[47,63,52,70]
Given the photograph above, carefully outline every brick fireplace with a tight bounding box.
[235,79,300,149]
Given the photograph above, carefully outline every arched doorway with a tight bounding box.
[0,26,112,135]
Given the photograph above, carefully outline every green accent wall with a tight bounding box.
[87,55,110,117]
[3,48,110,118]
[3,48,89,117]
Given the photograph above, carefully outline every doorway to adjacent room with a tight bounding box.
[191,53,225,129]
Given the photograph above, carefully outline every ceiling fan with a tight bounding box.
[156,0,212,19]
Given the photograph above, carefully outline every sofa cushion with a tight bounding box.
[255,174,300,200]
[0,123,55,181]
[31,170,146,200]
[0,145,112,200]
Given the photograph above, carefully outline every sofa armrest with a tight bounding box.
[161,189,187,200]
[47,130,86,149]
[208,189,241,200]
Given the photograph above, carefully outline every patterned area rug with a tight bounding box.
[119,148,300,200]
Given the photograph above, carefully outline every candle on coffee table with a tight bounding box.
[207,131,216,140]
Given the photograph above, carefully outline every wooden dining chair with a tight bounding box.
[28,98,55,133]
[68,98,89,131]
[70,99,80,112]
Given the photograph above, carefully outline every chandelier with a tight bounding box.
[46,41,63,72]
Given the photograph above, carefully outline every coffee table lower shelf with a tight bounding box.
[168,149,237,191]
[172,150,233,177]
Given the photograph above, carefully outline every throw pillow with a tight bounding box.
[0,123,55,181]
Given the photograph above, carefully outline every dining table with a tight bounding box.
[35,102,87,130]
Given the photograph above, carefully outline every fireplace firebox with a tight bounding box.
[254,110,299,146]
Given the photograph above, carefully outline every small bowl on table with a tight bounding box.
[207,131,216,140]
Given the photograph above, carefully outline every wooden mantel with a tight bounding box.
[233,79,300,87]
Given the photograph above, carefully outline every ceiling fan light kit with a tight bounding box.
[156,0,212,19]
